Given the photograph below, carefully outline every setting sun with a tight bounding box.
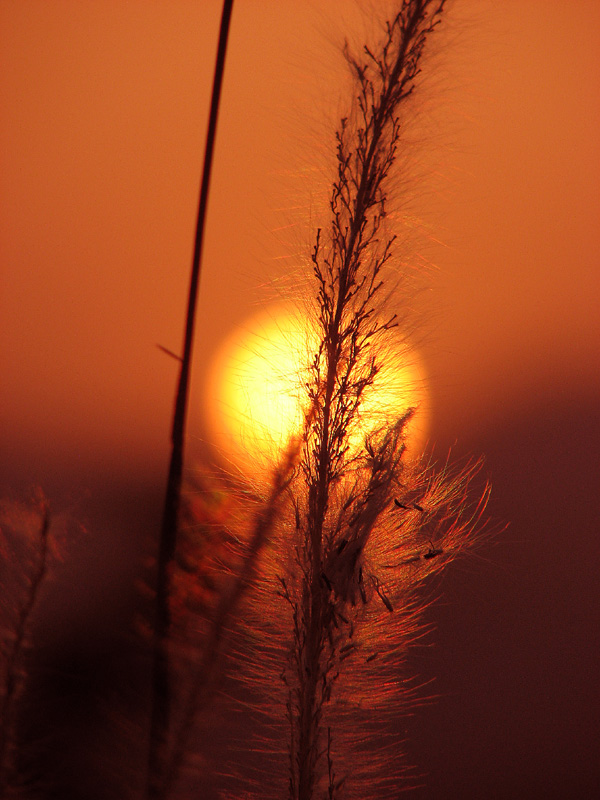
[204,304,429,479]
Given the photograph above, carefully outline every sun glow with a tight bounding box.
[204,305,429,481]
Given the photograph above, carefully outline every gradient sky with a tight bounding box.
[1,2,599,797]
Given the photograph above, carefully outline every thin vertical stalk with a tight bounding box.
[147,2,234,797]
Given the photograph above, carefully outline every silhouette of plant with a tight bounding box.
[0,3,493,799]
[152,2,490,798]
[147,1,235,796]
[0,494,50,796]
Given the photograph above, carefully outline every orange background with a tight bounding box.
[3,1,598,478]
[1,2,599,797]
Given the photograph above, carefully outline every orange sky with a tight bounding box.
[2,0,599,486]
[1,3,599,797]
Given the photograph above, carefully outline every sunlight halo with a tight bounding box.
[204,305,429,482]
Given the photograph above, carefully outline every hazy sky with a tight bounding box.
[1,1,599,797]
[2,0,598,483]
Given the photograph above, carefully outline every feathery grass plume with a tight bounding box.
[189,2,490,797]
[283,3,453,797]
[245,2,488,797]
[0,494,50,796]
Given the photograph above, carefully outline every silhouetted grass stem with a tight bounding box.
[147,2,234,797]
[289,3,448,797]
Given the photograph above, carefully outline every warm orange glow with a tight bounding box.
[204,305,429,480]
